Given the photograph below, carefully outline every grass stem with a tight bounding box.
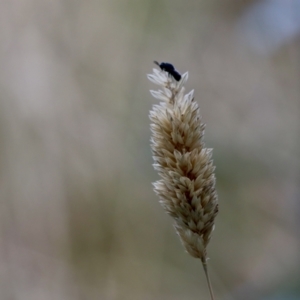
[202,258,215,300]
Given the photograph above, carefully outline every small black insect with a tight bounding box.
[154,61,182,81]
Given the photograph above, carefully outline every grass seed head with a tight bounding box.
[148,66,218,261]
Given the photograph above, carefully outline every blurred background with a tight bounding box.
[0,0,299,299]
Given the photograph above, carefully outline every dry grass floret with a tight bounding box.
[148,66,219,299]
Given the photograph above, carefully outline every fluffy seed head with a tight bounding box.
[148,67,218,261]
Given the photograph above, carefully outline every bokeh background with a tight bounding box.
[1,0,299,299]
